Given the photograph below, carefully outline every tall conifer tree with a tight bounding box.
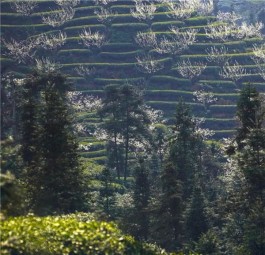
[21,71,85,214]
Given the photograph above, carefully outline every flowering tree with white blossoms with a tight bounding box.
[131,0,157,25]
[54,0,80,7]
[136,54,164,74]
[219,61,247,83]
[166,0,200,20]
[35,31,67,50]
[155,27,198,55]
[175,58,207,80]
[2,38,36,64]
[205,46,230,66]
[41,6,75,27]
[67,92,103,112]
[193,90,218,113]
[251,43,265,81]
[35,57,62,73]
[79,29,107,49]
[74,65,96,78]
[135,31,158,50]
[94,7,117,24]
[10,1,38,16]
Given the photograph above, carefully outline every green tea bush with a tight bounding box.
[0,214,169,255]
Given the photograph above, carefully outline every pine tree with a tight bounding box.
[99,84,151,181]
[236,83,261,150]
[169,100,199,198]
[157,161,183,251]
[225,84,265,255]
[186,186,208,241]
[21,71,86,215]
[132,158,150,240]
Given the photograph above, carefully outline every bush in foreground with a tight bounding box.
[0,213,169,255]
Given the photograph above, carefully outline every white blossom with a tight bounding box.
[67,92,103,112]
[141,105,163,125]
[93,0,117,5]
[251,44,265,81]
[54,0,80,7]
[193,90,217,105]
[136,54,164,74]
[94,7,117,23]
[205,46,230,65]
[252,43,265,62]
[131,0,156,21]
[41,6,75,27]
[135,31,157,50]
[197,0,214,16]
[74,65,96,77]
[166,0,200,20]
[79,144,92,151]
[114,193,134,209]
[2,38,36,63]
[235,22,264,39]
[79,28,107,48]
[35,31,67,50]
[216,11,241,27]
[10,1,38,16]
[204,24,232,42]
[155,27,197,54]
[193,117,215,139]
[219,61,247,82]
[35,57,62,72]
[175,58,207,79]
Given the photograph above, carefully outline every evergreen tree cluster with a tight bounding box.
[1,70,264,254]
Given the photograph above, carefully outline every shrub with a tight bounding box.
[0,214,169,255]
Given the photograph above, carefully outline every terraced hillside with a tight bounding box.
[1,0,265,162]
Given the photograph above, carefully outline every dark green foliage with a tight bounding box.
[236,84,262,150]
[0,172,25,216]
[0,214,169,255]
[185,187,208,241]
[223,84,265,255]
[99,84,151,181]
[132,158,150,240]
[169,101,198,197]
[156,161,183,251]
[20,71,86,215]
[195,230,222,255]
